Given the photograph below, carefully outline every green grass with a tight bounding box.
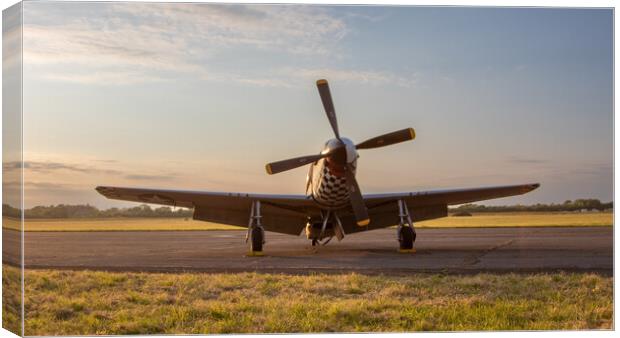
[2,265,22,335]
[1,212,612,232]
[9,265,612,334]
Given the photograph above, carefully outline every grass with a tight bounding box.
[6,265,611,335]
[1,212,612,232]
[2,265,21,335]
[3,217,243,232]
[418,212,613,228]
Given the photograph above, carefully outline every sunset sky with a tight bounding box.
[3,3,613,208]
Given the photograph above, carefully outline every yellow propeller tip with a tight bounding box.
[265,164,273,175]
[357,219,370,226]
[316,79,328,85]
[408,128,416,140]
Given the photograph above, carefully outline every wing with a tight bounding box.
[95,186,317,235]
[97,183,539,236]
[339,183,540,234]
[364,183,541,208]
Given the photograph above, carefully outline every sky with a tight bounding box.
[2,2,613,208]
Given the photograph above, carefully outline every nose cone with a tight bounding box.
[322,138,342,154]
[340,138,358,163]
[322,137,358,163]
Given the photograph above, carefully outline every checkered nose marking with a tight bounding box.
[314,166,350,205]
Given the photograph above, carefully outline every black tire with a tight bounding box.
[399,226,415,250]
[251,227,264,252]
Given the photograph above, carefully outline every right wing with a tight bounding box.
[96,186,318,235]
[338,183,540,234]
[363,183,541,209]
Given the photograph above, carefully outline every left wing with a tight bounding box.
[363,183,540,209]
[95,186,316,235]
[337,183,540,234]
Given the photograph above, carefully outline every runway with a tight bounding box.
[2,227,613,274]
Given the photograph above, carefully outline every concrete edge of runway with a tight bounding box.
[9,263,613,276]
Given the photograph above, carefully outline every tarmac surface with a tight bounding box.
[3,227,613,274]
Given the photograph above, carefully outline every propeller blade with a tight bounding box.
[265,153,326,175]
[316,79,340,139]
[344,163,370,226]
[355,128,416,150]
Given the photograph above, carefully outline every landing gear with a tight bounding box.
[397,199,416,253]
[306,210,346,247]
[399,225,415,250]
[250,226,264,252]
[246,200,265,256]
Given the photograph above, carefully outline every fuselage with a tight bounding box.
[307,137,358,209]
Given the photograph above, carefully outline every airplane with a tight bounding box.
[96,79,540,256]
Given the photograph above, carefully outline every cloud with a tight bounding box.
[5,160,181,181]
[507,156,549,165]
[22,3,416,88]
[47,163,114,174]
[209,67,419,88]
[344,11,389,23]
[567,164,613,177]
[23,3,349,85]
[2,4,22,74]
[2,161,21,171]
[110,3,349,56]
[125,174,175,181]
[281,67,418,87]
[12,161,122,175]
[3,180,81,191]
[41,70,170,86]
[25,181,79,190]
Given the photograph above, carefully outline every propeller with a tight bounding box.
[266,143,346,175]
[265,79,415,226]
[356,128,415,150]
[316,79,340,139]
[344,163,370,226]
[266,153,328,175]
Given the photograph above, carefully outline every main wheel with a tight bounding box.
[250,227,264,252]
[399,226,416,250]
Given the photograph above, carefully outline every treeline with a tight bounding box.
[3,203,193,219]
[452,199,613,213]
[2,198,614,219]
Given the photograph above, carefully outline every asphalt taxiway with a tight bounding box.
[2,227,613,274]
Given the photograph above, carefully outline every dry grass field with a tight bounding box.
[5,265,610,335]
[1,212,612,232]
[4,217,242,232]
[420,212,613,228]
[2,264,21,335]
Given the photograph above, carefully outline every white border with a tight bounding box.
[0,1,615,338]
